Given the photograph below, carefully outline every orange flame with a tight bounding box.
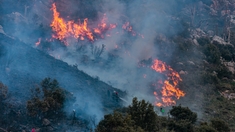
[151,59,185,107]
[50,3,180,107]
[122,22,144,38]
[50,3,94,42]
[50,3,143,44]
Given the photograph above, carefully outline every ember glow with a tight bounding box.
[151,59,185,107]
[35,38,41,46]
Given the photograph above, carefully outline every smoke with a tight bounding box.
[0,0,206,128]
[64,91,104,128]
[57,0,182,103]
[2,0,182,102]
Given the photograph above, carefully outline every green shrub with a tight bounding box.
[95,112,144,132]
[96,97,159,132]
[203,44,221,64]
[168,120,194,132]
[27,78,73,119]
[169,105,197,124]
[127,97,158,131]
[197,37,211,46]
[195,124,217,132]
[211,118,230,132]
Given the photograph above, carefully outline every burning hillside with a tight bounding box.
[2,0,235,131]
[51,3,94,42]
[49,3,143,45]
[46,2,185,107]
[151,59,185,107]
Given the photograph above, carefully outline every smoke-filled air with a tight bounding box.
[1,0,235,131]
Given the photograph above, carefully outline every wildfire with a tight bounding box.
[50,3,143,44]
[50,3,94,42]
[151,59,185,107]
[50,4,119,43]
[48,3,181,107]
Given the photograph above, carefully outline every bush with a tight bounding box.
[169,105,197,124]
[203,44,221,64]
[96,97,159,132]
[197,37,211,46]
[196,124,217,132]
[201,72,219,84]
[216,65,233,79]
[95,112,144,132]
[27,78,73,119]
[168,120,194,132]
[168,105,197,132]
[210,118,230,132]
[215,44,235,61]
[127,97,158,131]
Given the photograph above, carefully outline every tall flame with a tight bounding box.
[50,3,142,44]
[151,59,185,107]
[50,3,94,42]
[49,3,181,107]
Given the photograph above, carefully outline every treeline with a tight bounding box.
[96,97,230,132]
[0,78,231,131]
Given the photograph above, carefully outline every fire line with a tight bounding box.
[49,3,184,107]
[151,59,185,107]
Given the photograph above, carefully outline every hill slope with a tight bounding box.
[0,32,124,113]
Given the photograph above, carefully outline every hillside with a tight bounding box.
[1,0,235,131]
[0,33,125,131]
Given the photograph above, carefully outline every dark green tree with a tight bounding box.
[95,112,144,132]
[27,78,74,119]
[169,105,197,124]
[168,105,197,132]
[127,97,158,132]
[96,97,160,132]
